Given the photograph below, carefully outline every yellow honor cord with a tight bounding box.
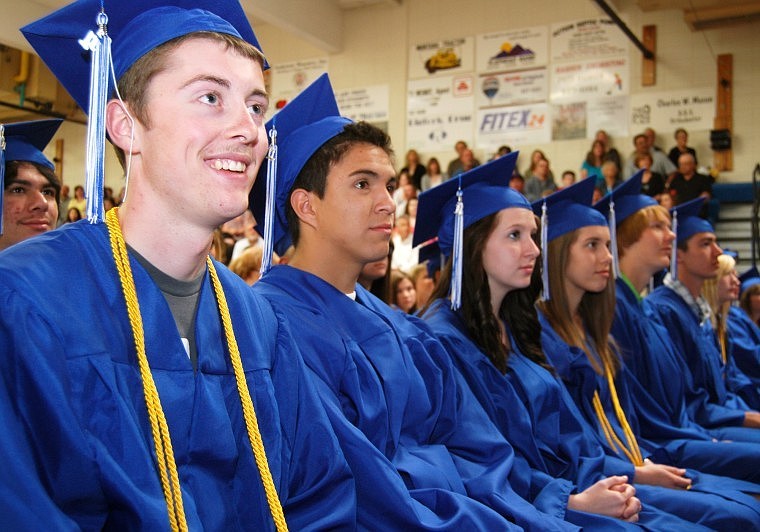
[105,208,287,532]
[591,363,644,467]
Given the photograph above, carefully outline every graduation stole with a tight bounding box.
[591,362,644,467]
[105,208,288,532]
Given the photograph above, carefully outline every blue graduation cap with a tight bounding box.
[22,0,265,223]
[413,151,528,309]
[249,73,351,275]
[1,119,63,234]
[531,177,607,300]
[739,265,760,294]
[668,197,713,279]
[593,170,658,277]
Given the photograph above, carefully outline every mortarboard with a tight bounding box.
[413,151,528,309]
[22,0,265,223]
[531,177,607,300]
[249,73,351,275]
[593,170,658,277]
[1,119,63,234]
[739,265,760,294]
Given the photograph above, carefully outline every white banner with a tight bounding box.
[336,84,389,126]
[476,26,549,74]
[409,37,475,79]
[476,103,551,150]
[550,57,629,102]
[476,69,548,108]
[406,76,476,151]
[629,88,715,132]
[550,18,628,63]
[269,58,329,110]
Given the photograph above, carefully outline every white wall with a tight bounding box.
[258,0,760,183]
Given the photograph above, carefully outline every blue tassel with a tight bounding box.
[78,9,111,223]
[259,124,277,276]
[609,198,619,279]
[540,201,550,301]
[670,209,678,281]
[450,184,464,310]
[0,125,6,235]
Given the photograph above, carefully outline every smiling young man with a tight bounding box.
[645,198,760,440]
[251,73,580,530]
[0,119,62,251]
[0,0,354,529]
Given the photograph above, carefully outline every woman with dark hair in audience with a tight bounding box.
[420,157,448,191]
[390,269,417,314]
[581,140,605,182]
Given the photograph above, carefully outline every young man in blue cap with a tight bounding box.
[646,198,760,437]
[252,73,579,530]
[0,1,354,529]
[0,119,62,251]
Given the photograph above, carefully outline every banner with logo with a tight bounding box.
[629,88,714,131]
[475,103,550,150]
[409,37,475,79]
[476,69,548,108]
[336,84,389,129]
[476,26,548,74]
[407,76,476,151]
[550,18,628,63]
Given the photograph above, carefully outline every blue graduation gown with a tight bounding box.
[255,265,578,531]
[726,306,760,407]
[540,312,760,529]
[423,300,708,531]
[0,222,355,531]
[613,278,760,483]
[647,286,760,443]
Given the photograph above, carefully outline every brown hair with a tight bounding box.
[420,211,547,374]
[538,229,620,376]
[616,205,670,259]
[112,32,266,169]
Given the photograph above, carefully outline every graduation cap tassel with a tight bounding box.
[608,198,619,279]
[79,9,111,223]
[670,210,678,280]
[259,124,277,276]
[450,187,464,310]
[540,201,550,301]
[0,125,6,235]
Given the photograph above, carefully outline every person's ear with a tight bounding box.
[106,100,141,155]
[290,188,318,230]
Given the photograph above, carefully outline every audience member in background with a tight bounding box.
[393,169,416,217]
[509,174,525,194]
[491,145,512,160]
[401,148,426,190]
[739,267,760,327]
[595,160,623,197]
[209,227,229,264]
[561,170,577,189]
[391,269,417,314]
[405,196,418,231]
[703,255,760,409]
[635,152,665,197]
[64,207,82,223]
[57,184,70,226]
[595,129,622,169]
[580,139,605,182]
[229,209,261,261]
[410,262,435,310]
[644,127,664,153]
[391,214,418,273]
[524,157,556,202]
[0,119,62,251]
[524,149,554,182]
[447,140,480,177]
[420,157,448,191]
[625,133,675,179]
[229,246,277,286]
[668,153,712,213]
[359,242,393,304]
[451,148,478,178]
[68,184,87,217]
[658,193,674,209]
[668,128,698,168]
